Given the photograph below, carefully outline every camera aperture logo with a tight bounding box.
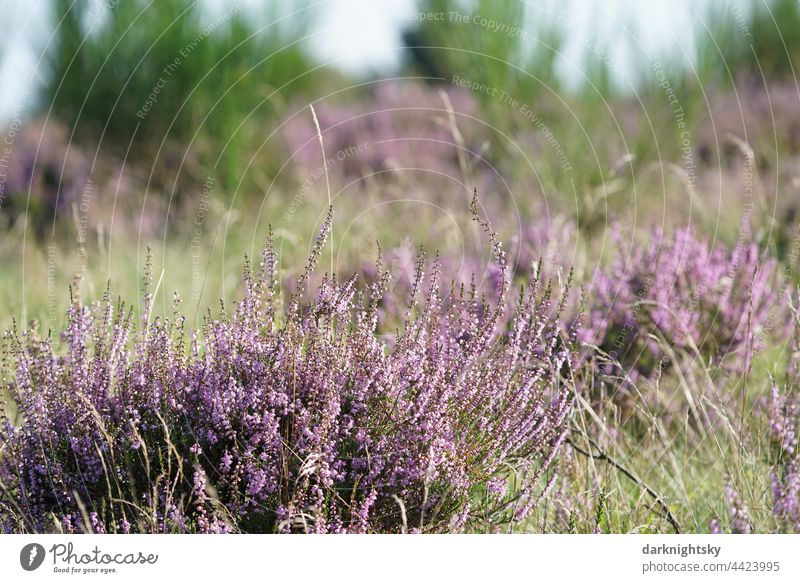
[20,543,46,571]
[19,542,158,575]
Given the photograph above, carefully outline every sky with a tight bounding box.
[0,0,738,124]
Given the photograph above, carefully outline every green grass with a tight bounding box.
[44,0,322,196]
[3,0,799,534]
[694,0,800,85]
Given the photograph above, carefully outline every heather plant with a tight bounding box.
[709,481,753,534]
[282,82,487,186]
[348,210,577,339]
[0,121,90,237]
[696,81,800,166]
[583,225,779,401]
[762,315,800,533]
[0,119,178,242]
[0,199,577,534]
[510,214,577,279]
[766,381,799,532]
[356,236,505,330]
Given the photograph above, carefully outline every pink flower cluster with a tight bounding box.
[0,206,576,533]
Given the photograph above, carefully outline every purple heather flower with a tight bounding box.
[724,481,752,534]
[487,477,507,498]
[766,382,800,532]
[0,208,575,533]
[582,224,782,417]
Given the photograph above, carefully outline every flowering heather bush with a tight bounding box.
[510,214,576,278]
[583,226,779,389]
[282,82,484,183]
[766,381,799,532]
[0,121,191,240]
[356,238,505,330]
[353,214,576,330]
[698,81,800,165]
[710,481,753,534]
[0,121,90,236]
[0,204,576,533]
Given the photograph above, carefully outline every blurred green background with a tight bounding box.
[1,0,799,325]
